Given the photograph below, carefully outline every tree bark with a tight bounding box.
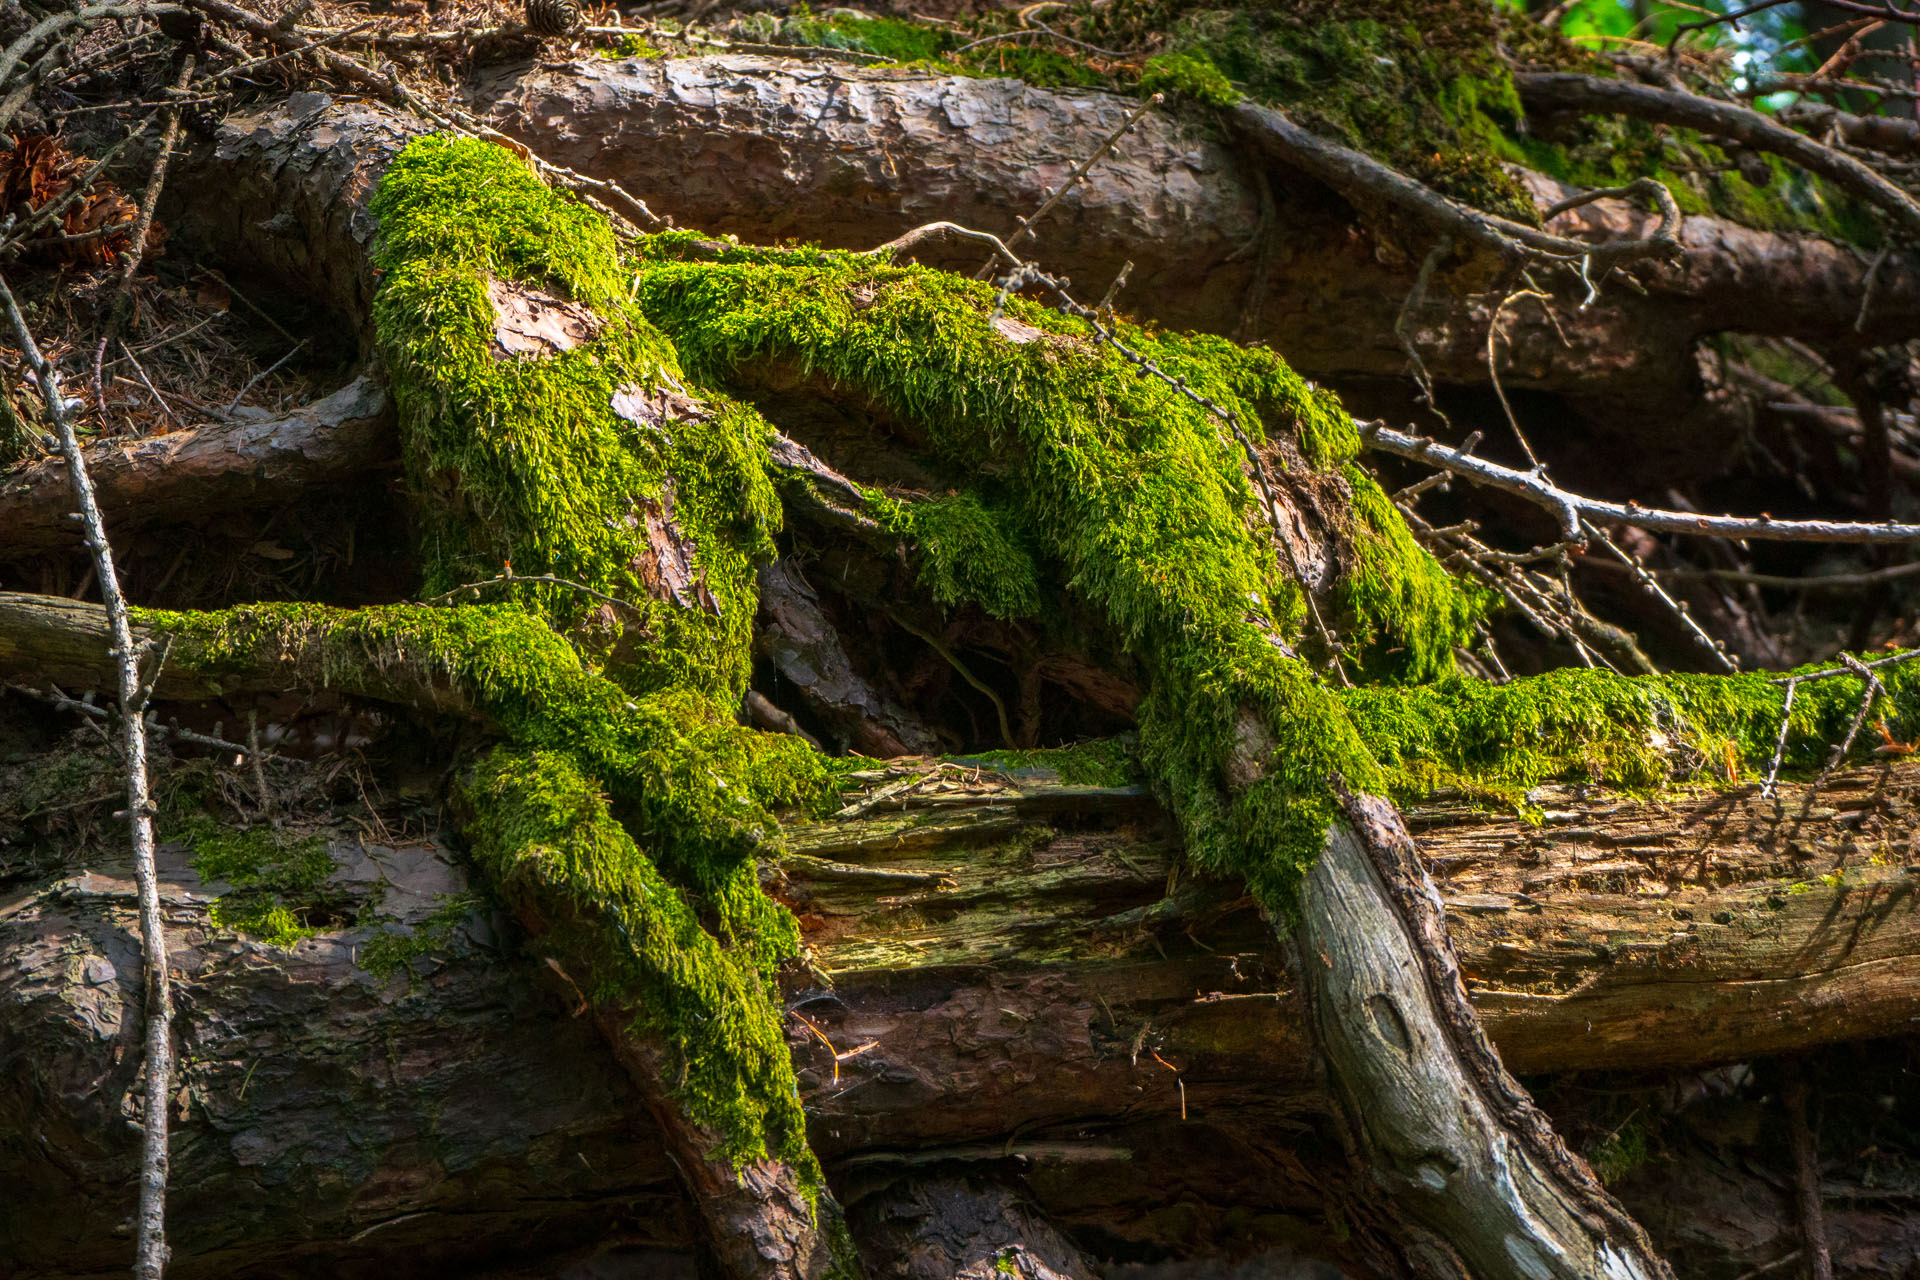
[468,56,1920,481]
[846,1175,1101,1279]
[5,55,1913,1280]
[1294,787,1666,1278]
[0,378,390,560]
[6,735,1914,1274]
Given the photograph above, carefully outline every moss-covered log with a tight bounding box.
[5,754,1914,1275]
[0,379,389,561]
[5,44,1913,1279]
[469,56,1920,479]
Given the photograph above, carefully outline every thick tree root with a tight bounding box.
[1297,785,1670,1279]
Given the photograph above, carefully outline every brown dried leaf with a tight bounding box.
[0,135,157,266]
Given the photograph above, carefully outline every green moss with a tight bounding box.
[956,736,1142,787]
[1113,0,1541,222]
[356,892,481,982]
[1587,1121,1652,1185]
[141,601,835,883]
[630,244,1485,897]
[1335,463,1492,683]
[601,33,662,58]
[1510,117,1882,246]
[461,748,817,1178]
[188,822,337,947]
[1343,659,1920,808]
[369,135,784,702]
[1139,50,1241,105]
[732,7,949,62]
[875,487,1043,620]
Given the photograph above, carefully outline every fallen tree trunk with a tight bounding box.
[0,60,1904,1280]
[4,736,1913,1275]
[0,378,390,560]
[469,56,1920,478]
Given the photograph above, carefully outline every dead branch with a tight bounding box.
[0,378,391,557]
[1514,71,1920,239]
[1299,784,1674,1278]
[1778,100,1920,158]
[1781,1060,1835,1280]
[1363,419,1920,544]
[1229,100,1684,263]
[0,268,174,1278]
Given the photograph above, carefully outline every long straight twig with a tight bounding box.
[1363,419,1920,545]
[1781,1061,1835,1280]
[1583,521,1737,671]
[0,268,172,1278]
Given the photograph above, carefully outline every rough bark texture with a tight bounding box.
[165,91,421,334]
[847,1175,1101,1279]
[470,56,1920,479]
[0,832,692,1280]
[1294,789,1665,1278]
[5,751,1914,1275]
[0,378,391,560]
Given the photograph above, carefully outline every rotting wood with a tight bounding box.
[8,755,1915,1274]
[0,378,392,558]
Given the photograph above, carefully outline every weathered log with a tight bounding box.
[783,759,1920,1159]
[0,833,691,1280]
[1295,788,1666,1277]
[6,742,1913,1274]
[0,378,392,560]
[845,1174,1101,1279]
[470,56,1920,477]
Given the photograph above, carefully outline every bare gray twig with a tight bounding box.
[1363,419,1920,545]
[0,267,173,1280]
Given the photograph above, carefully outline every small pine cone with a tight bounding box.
[524,0,581,37]
[180,99,223,139]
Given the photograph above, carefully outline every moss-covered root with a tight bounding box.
[458,749,863,1279]
[369,134,784,703]
[634,245,1482,904]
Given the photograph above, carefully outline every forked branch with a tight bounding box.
[1362,420,1920,545]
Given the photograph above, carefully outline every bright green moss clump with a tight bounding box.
[630,240,1484,901]
[146,131,841,1175]
[370,135,784,702]
[187,822,337,947]
[1336,464,1492,684]
[873,487,1044,621]
[1139,50,1240,106]
[1345,659,1920,806]
[141,601,834,883]
[462,748,816,1176]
